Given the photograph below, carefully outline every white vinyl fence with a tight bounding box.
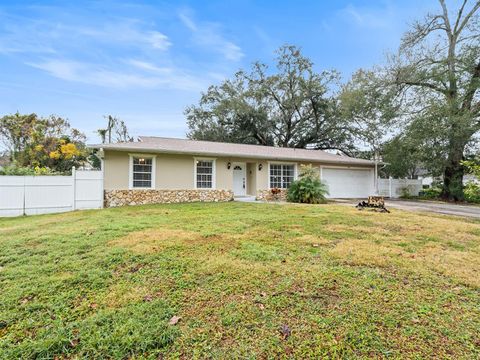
[0,168,103,217]
[378,178,423,198]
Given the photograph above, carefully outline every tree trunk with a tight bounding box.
[441,145,465,201]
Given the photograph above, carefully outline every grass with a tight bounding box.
[0,202,479,359]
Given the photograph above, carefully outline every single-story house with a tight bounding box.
[92,136,377,207]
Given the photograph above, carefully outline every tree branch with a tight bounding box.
[439,0,453,36]
[456,0,480,35]
[398,79,448,95]
[462,60,480,111]
[453,0,469,33]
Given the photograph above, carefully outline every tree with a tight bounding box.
[186,45,356,153]
[339,69,398,157]
[97,115,133,144]
[338,69,399,185]
[391,0,480,200]
[0,113,87,172]
[381,135,423,178]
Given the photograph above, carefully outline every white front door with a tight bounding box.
[233,163,246,196]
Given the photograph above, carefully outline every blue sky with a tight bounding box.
[0,0,439,144]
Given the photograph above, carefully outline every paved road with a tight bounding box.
[336,199,480,219]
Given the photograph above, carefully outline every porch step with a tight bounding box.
[234,196,257,202]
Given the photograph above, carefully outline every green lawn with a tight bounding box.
[0,202,479,359]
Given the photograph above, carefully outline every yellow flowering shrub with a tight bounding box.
[49,150,61,160]
[60,143,80,159]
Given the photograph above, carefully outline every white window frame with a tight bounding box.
[268,161,298,189]
[193,157,216,189]
[129,154,156,190]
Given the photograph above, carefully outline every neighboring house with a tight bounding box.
[91,136,376,206]
[420,174,478,187]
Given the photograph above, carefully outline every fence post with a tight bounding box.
[22,175,26,216]
[389,176,392,198]
[72,166,76,211]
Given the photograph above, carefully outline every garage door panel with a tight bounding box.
[322,168,374,198]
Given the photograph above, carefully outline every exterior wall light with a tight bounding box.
[258,163,263,171]
[227,162,231,169]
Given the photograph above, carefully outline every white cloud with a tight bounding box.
[1,4,234,93]
[339,4,395,29]
[127,59,173,74]
[27,58,207,91]
[147,31,171,50]
[179,12,197,32]
[179,9,244,61]
[0,16,172,55]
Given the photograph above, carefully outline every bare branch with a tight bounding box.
[397,78,448,95]
[456,0,480,35]
[438,0,453,36]
[453,0,469,33]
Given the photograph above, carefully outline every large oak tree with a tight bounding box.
[186,45,356,153]
[392,0,480,200]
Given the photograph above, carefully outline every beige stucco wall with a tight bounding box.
[215,158,232,190]
[103,151,129,190]
[102,150,373,192]
[246,163,256,195]
[157,154,194,189]
[103,150,237,191]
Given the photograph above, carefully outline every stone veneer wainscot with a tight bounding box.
[256,189,288,201]
[105,189,234,207]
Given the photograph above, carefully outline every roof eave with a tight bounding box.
[88,144,376,166]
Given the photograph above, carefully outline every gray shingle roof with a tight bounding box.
[91,136,375,166]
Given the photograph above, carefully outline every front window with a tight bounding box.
[196,160,214,188]
[132,157,153,188]
[270,164,295,189]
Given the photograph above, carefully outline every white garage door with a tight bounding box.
[322,167,374,198]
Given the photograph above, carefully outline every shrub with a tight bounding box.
[464,182,480,203]
[419,187,442,199]
[0,164,35,175]
[0,164,56,175]
[400,184,420,199]
[287,165,329,204]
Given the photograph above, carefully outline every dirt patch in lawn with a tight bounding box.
[110,228,201,253]
[329,238,480,287]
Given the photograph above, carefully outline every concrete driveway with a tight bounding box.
[335,199,480,219]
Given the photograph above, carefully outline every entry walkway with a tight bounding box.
[234,196,258,203]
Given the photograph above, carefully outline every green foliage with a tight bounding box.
[287,164,328,204]
[0,113,87,173]
[419,187,442,200]
[464,182,480,203]
[186,45,355,152]
[382,135,424,178]
[339,69,397,156]
[462,160,480,179]
[461,160,480,203]
[0,164,35,175]
[400,186,412,199]
[0,164,57,175]
[88,150,102,170]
